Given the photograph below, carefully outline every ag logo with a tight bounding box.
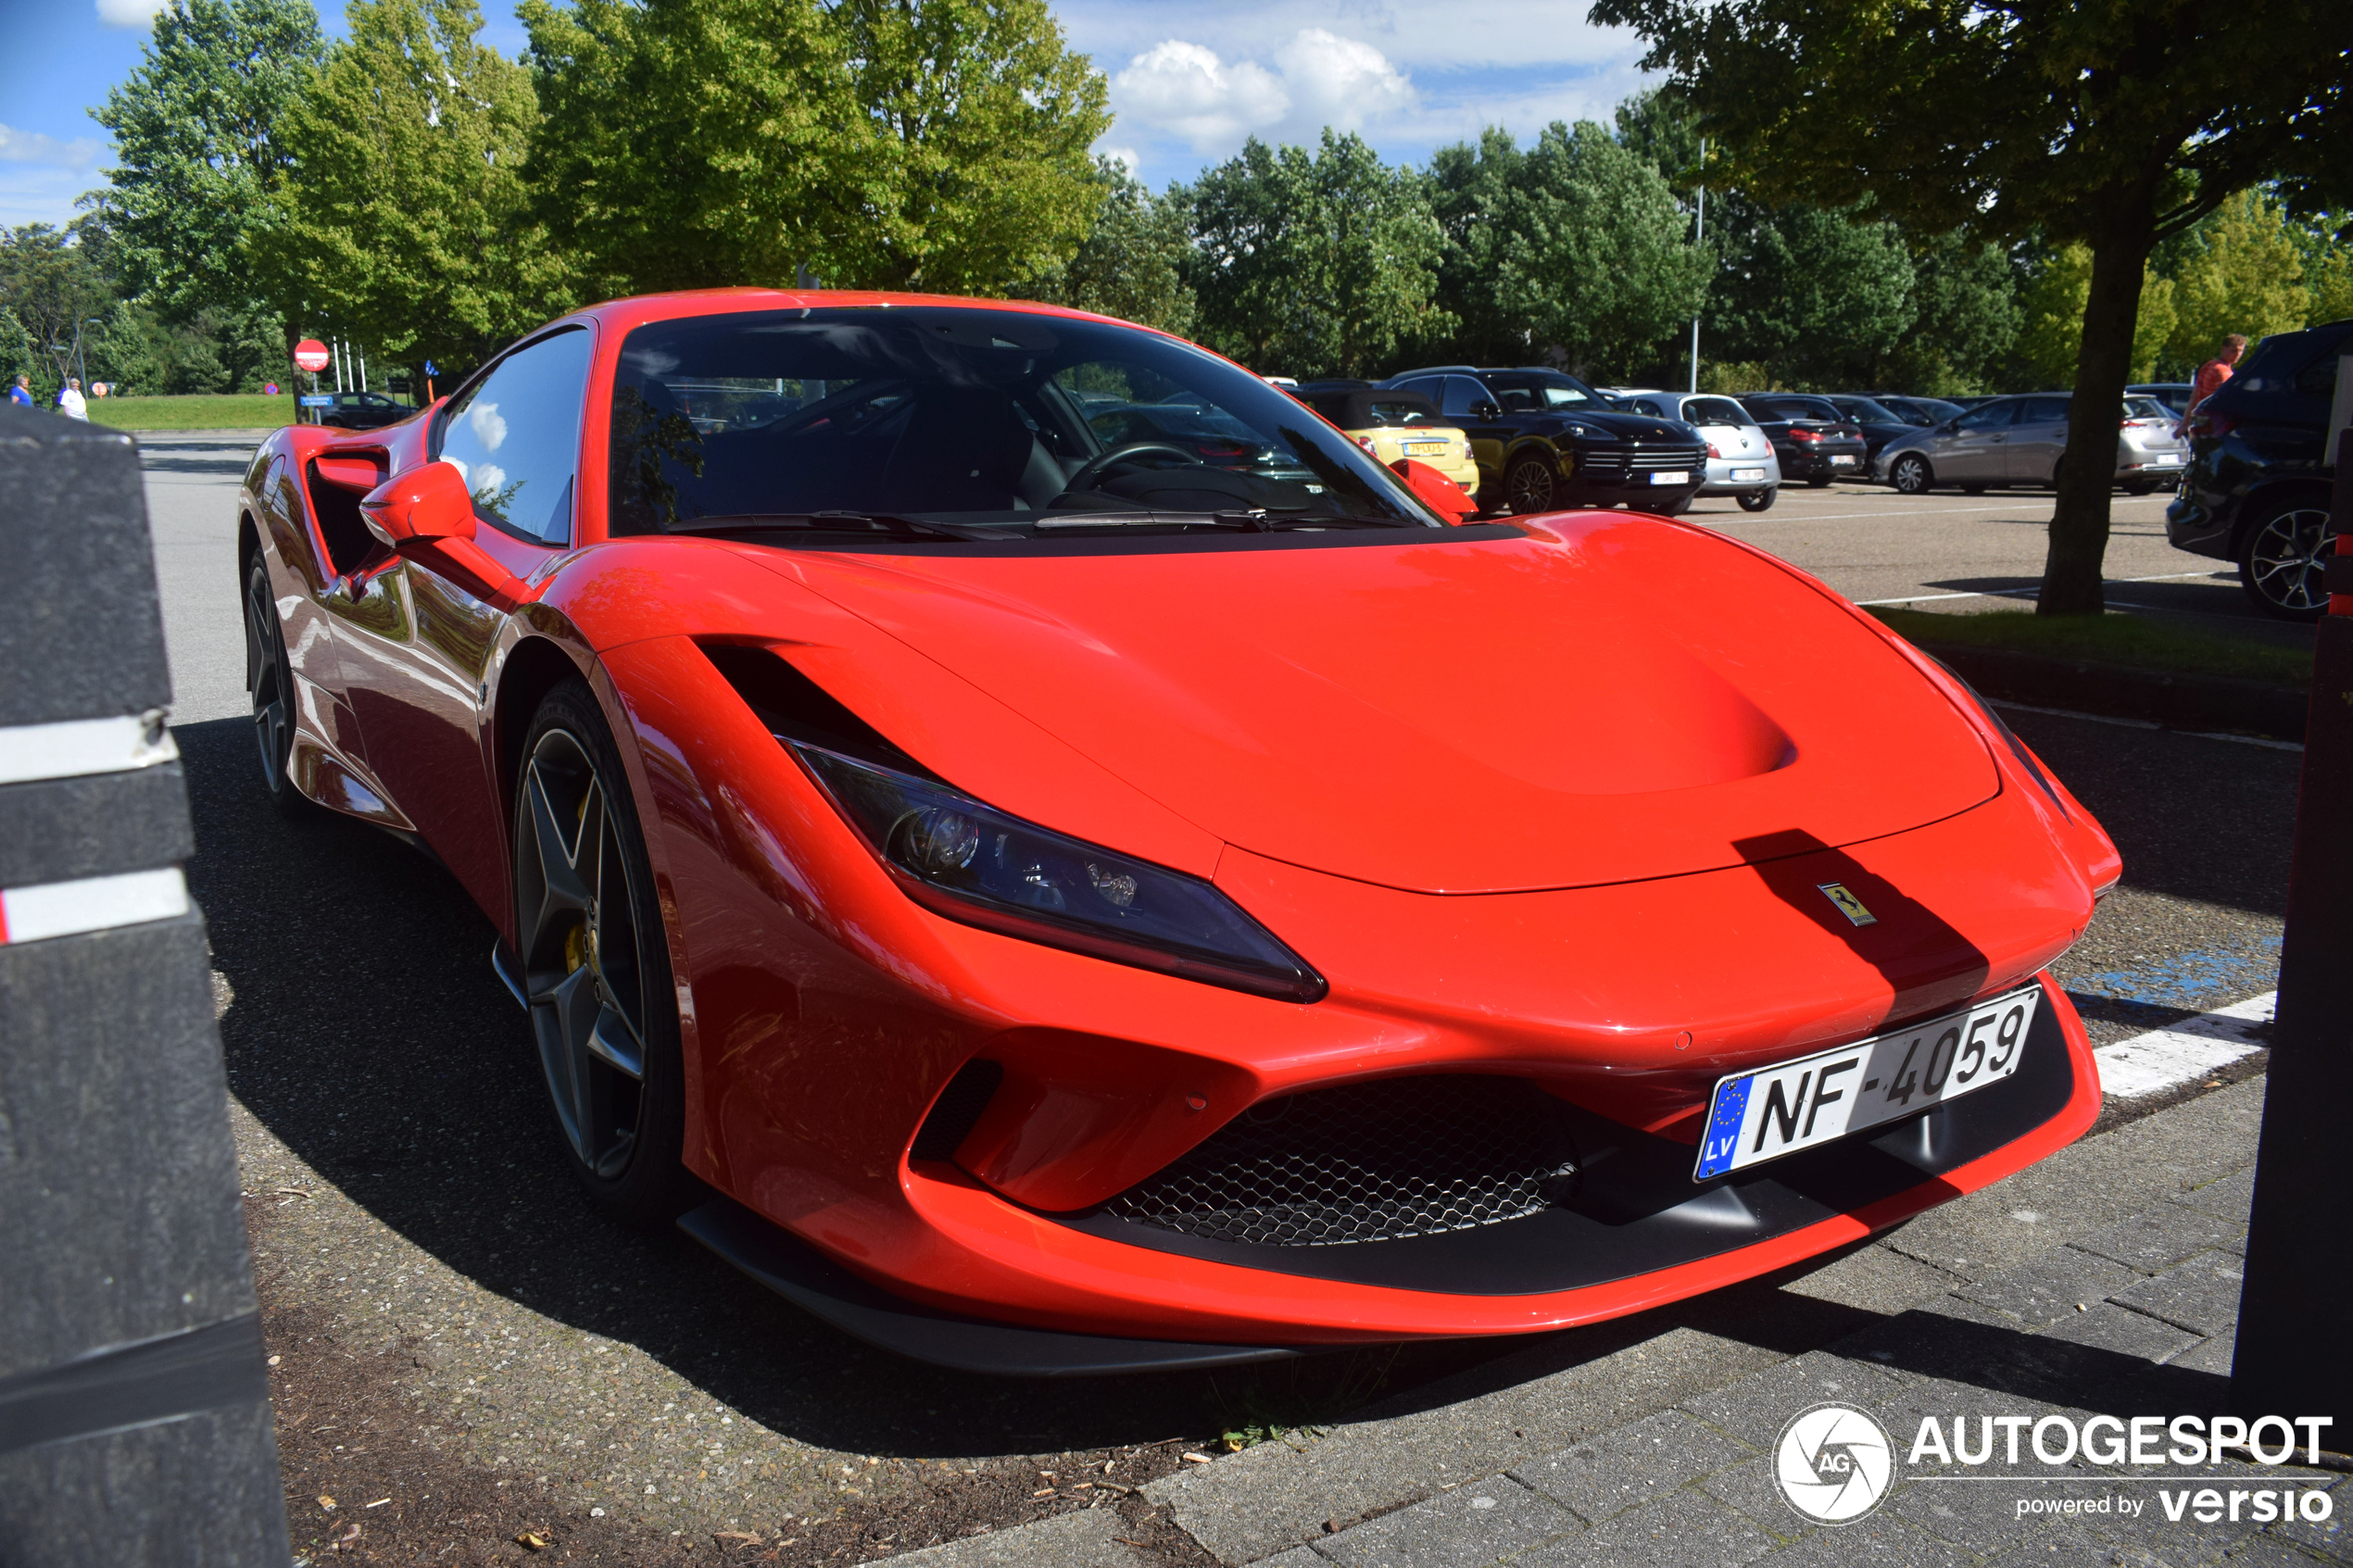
[1817,883,1878,927]
[1773,1402,1894,1524]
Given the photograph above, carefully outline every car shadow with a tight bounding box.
[179,716,1551,1455]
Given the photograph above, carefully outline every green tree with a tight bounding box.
[0,222,119,393]
[1589,0,2353,612]
[0,307,33,388]
[1705,198,1915,388]
[252,0,566,380]
[520,0,851,298]
[822,0,1109,291]
[523,0,1108,297]
[1491,120,1713,379]
[94,0,321,328]
[1186,131,1449,379]
[1422,130,1534,366]
[2015,244,2175,386]
[1875,231,2020,395]
[2159,189,2309,370]
[1025,157,1197,337]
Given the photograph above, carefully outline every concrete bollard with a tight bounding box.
[0,408,291,1563]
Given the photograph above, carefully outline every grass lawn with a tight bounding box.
[1869,606,2311,686]
[88,393,297,432]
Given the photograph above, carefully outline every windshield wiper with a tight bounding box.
[665,511,1019,541]
[1036,509,1432,533]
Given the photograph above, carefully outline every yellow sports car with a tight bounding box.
[1300,385,1481,495]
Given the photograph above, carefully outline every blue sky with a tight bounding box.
[0,0,1652,231]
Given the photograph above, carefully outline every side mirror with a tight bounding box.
[360,460,475,548]
[1390,457,1479,521]
[1470,400,1502,422]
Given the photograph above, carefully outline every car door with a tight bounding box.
[2006,396,2072,483]
[336,325,595,921]
[1934,400,2018,481]
[1427,376,1509,483]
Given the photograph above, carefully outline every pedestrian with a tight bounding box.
[7,373,31,408]
[56,377,87,420]
[2180,333,2246,433]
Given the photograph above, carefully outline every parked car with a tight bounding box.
[1297,383,1481,495]
[1819,395,1921,463]
[1875,393,2187,495]
[1609,389,1783,510]
[2166,318,2353,620]
[2129,383,2196,418]
[1378,366,1708,514]
[1735,395,1869,486]
[317,389,416,430]
[1862,395,1969,429]
[238,287,2118,1370]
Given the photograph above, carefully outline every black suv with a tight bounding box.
[2166,319,2350,620]
[1376,366,1706,513]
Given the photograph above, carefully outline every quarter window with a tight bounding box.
[437,327,594,546]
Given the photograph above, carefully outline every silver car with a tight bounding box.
[1876,393,2189,495]
[1611,390,1784,510]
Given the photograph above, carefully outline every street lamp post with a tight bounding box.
[1689,139,1708,396]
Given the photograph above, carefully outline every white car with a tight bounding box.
[1609,390,1783,511]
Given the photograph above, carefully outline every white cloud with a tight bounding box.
[1270,29,1415,127]
[1096,144,1143,176]
[94,0,170,29]
[1112,41,1290,149]
[0,125,106,172]
[1063,0,1639,77]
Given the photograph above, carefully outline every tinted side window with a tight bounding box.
[2020,396,2070,423]
[2293,353,2341,399]
[1394,377,1445,404]
[1955,402,2017,431]
[1439,377,1483,418]
[437,328,593,546]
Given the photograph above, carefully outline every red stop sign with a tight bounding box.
[294,339,331,373]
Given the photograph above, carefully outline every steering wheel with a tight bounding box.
[1062,441,1204,495]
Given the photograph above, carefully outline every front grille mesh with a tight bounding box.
[1104,1075,1579,1247]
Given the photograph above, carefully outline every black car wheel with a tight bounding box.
[1806,474,1832,488]
[1888,455,1933,495]
[1505,452,1560,514]
[514,679,692,1224]
[2236,497,2336,621]
[243,555,308,815]
[1737,487,1777,512]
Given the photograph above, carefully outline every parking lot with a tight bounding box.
[137,434,2296,1564]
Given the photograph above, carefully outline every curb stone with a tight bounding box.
[1917,642,2308,742]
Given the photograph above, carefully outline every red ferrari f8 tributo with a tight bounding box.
[239,291,2119,1373]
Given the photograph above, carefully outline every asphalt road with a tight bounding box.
[136,434,2295,1564]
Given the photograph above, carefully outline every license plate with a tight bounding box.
[1830,455,1856,466]
[1731,467,1767,482]
[2156,453,2182,465]
[1692,985,2042,1181]
[1649,471,1689,485]
[1404,441,1448,456]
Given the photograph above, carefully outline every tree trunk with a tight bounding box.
[2039,206,2156,615]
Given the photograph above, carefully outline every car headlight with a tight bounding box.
[789,742,1327,1002]
[1560,422,1599,440]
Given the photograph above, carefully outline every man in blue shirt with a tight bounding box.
[7,375,31,407]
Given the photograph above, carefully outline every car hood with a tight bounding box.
[1567,410,1695,443]
[747,518,1999,894]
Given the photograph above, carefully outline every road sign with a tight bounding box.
[294,339,330,373]
[423,360,438,378]
[298,395,334,408]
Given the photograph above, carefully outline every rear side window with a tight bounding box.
[437,327,593,546]
[2020,396,2070,422]
[2294,354,2341,399]
[1955,402,2016,431]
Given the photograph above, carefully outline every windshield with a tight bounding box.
[608,307,1441,538]
[1682,396,1753,428]
[1485,371,1597,411]
[1835,397,1900,423]
[2121,396,2171,421]
[1755,396,1843,422]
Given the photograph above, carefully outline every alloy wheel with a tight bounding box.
[517,727,650,1180]
[244,562,293,797]
[2242,505,2335,619]
[1506,456,1557,514]
[1891,456,1930,495]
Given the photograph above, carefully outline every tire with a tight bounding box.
[1888,455,1932,496]
[2123,482,2157,495]
[513,679,694,1225]
[1737,487,1777,512]
[1654,491,1695,516]
[1504,451,1560,515]
[242,554,308,816]
[1960,483,1986,495]
[1805,474,1832,488]
[2235,496,2336,621]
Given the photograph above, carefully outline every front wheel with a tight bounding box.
[1737,487,1777,513]
[1805,474,1832,488]
[243,555,308,816]
[1888,455,1932,495]
[514,680,693,1224]
[2236,497,2335,621]
[1504,452,1560,515]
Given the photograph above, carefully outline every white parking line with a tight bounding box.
[1856,571,2225,608]
[2094,992,2272,1100]
[1735,495,2177,525]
